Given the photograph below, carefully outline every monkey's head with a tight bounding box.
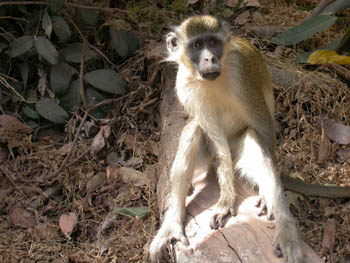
[166,16,231,81]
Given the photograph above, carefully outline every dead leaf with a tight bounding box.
[338,148,350,162]
[119,167,148,186]
[235,10,250,25]
[59,212,78,238]
[106,151,119,167]
[57,142,73,155]
[323,118,350,145]
[225,0,261,7]
[106,166,118,185]
[187,0,199,4]
[247,26,284,39]
[321,218,336,255]
[308,50,350,65]
[318,123,331,163]
[86,173,106,192]
[91,125,111,155]
[9,207,36,228]
[0,115,32,133]
[126,156,143,168]
[146,140,159,156]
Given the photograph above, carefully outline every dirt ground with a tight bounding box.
[1,1,350,263]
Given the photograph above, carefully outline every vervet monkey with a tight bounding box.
[149,15,348,263]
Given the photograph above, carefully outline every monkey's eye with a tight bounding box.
[193,40,203,49]
[208,38,217,47]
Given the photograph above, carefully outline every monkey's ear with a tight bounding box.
[166,32,178,54]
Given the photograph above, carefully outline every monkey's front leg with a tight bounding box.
[210,138,237,229]
[149,121,203,263]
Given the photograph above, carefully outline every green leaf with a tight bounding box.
[63,42,97,63]
[42,11,53,39]
[84,69,127,95]
[109,27,128,58]
[53,16,71,42]
[322,0,350,15]
[86,87,108,119]
[115,207,150,219]
[35,36,59,64]
[23,105,39,119]
[50,62,73,95]
[59,80,81,111]
[124,31,140,56]
[272,15,337,46]
[18,62,28,89]
[78,2,98,26]
[49,0,64,12]
[9,36,34,58]
[36,98,68,123]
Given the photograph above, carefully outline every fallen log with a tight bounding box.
[155,67,323,263]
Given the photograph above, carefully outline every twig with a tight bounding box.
[0,16,27,22]
[0,1,48,7]
[40,110,89,181]
[64,11,118,70]
[66,3,128,13]
[0,75,26,102]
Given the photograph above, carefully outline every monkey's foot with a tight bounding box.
[255,195,274,220]
[273,220,304,263]
[210,201,236,229]
[149,221,189,262]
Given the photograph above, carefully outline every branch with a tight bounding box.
[0,1,48,7]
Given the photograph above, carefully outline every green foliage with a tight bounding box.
[1,2,140,128]
[272,15,337,46]
[272,0,350,63]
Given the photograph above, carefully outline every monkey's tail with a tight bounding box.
[281,174,350,198]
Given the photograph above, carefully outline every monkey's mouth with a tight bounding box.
[201,71,220,80]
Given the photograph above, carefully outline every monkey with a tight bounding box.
[149,15,350,263]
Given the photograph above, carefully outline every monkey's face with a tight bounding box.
[186,34,223,80]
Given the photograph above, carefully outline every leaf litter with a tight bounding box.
[1,1,350,263]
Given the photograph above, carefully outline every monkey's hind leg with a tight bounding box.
[236,128,304,263]
[149,120,203,263]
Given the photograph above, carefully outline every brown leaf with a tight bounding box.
[91,125,111,155]
[338,148,350,162]
[318,123,331,163]
[119,167,148,187]
[248,26,284,39]
[0,115,32,133]
[59,212,78,238]
[57,142,73,155]
[86,173,106,192]
[235,10,250,25]
[106,151,119,167]
[323,118,350,145]
[9,207,36,228]
[106,166,118,185]
[321,218,336,255]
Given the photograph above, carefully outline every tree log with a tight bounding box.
[156,67,323,263]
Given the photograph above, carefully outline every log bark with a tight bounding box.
[157,67,323,263]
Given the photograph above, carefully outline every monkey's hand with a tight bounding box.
[210,197,236,229]
[273,219,304,263]
[149,219,189,262]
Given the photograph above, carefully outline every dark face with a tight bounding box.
[186,34,223,80]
